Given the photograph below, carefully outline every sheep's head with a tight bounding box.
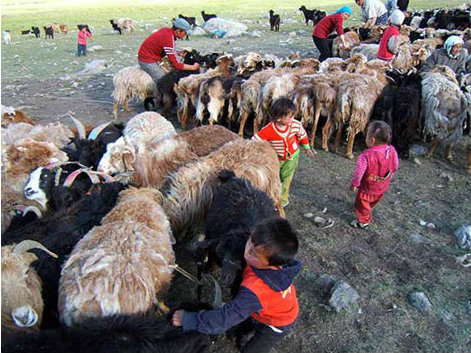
[97,136,136,179]
[5,139,67,175]
[216,235,248,288]
[23,166,57,209]
[1,240,57,331]
[237,52,262,75]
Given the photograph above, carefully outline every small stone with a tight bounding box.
[419,220,427,226]
[408,292,432,313]
[414,200,430,207]
[439,172,454,182]
[328,281,360,312]
[314,274,336,299]
[455,225,471,250]
[303,213,314,219]
[426,223,436,229]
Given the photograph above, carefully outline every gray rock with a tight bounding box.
[303,212,314,219]
[328,280,359,312]
[455,225,471,249]
[408,292,432,313]
[314,274,336,298]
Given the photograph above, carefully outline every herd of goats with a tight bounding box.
[1,3,471,353]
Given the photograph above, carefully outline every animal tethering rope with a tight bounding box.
[171,264,223,308]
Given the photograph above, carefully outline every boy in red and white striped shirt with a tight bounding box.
[252,97,313,208]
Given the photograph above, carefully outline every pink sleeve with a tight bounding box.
[87,32,92,39]
[390,146,399,177]
[351,153,368,187]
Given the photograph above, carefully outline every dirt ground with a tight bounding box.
[2,26,471,353]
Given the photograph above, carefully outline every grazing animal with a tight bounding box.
[109,19,121,34]
[269,10,281,32]
[43,26,54,39]
[112,66,158,118]
[162,138,283,240]
[203,170,277,290]
[21,30,31,35]
[1,240,57,332]
[59,24,68,34]
[2,107,35,127]
[1,313,210,353]
[3,30,12,44]
[421,65,468,160]
[100,125,239,187]
[58,187,175,326]
[109,19,136,35]
[299,5,316,26]
[31,27,40,38]
[201,11,217,22]
[178,14,197,28]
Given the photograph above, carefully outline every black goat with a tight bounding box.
[43,26,54,39]
[201,170,277,292]
[201,11,217,22]
[269,10,281,32]
[2,182,126,328]
[21,29,31,35]
[62,121,124,170]
[299,5,316,26]
[178,14,197,28]
[31,26,40,38]
[144,49,203,114]
[109,19,121,34]
[1,309,210,353]
[373,71,422,158]
[397,0,410,11]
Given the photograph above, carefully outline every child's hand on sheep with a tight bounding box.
[172,310,184,326]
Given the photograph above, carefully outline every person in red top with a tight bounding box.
[77,25,92,57]
[252,97,314,208]
[350,121,399,229]
[312,6,351,62]
[138,18,200,85]
[377,9,405,61]
[172,217,301,353]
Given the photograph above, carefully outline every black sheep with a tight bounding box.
[202,170,277,291]
[144,49,203,114]
[43,26,54,39]
[373,71,422,157]
[31,26,40,38]
[268,10,281,32]
[1,311,210,353]
[201,11,217,22]
[21,29,31,35]
[109,19,122,34]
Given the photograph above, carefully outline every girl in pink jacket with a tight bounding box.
[350,121,399,229]
[77,25,92,57]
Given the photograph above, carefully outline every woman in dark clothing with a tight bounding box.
[312,6,351,62]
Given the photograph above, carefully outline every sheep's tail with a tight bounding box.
[1,313,210,353]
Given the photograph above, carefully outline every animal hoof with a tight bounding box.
[347,154,354,160]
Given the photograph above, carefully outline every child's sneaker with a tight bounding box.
[350,220,370,229]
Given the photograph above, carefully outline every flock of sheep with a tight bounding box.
[1,3,471,352]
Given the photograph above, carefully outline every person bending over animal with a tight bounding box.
[350,121,399,229]
[173,217,301,353]
[312,6,352,62]
[252,97,314,208]
[355,0,388,28]
[137,18,200,87]
[377,10,405,62]
[422,36,468,80]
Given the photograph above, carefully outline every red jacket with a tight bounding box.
[138,27,184,70]
[312,13,344,39]
[377,25,400,61]
[252,120,310,161]
[241,265,299,327]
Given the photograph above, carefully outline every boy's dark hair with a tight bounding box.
[367,120,392,144]
[269,97,296,121]
[251,217,299,266]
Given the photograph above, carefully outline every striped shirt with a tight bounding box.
[252,120,310,161]
[138,27,184,70]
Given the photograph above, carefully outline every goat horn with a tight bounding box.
[22,206,42,218]
[13,240,58,258]
[88,121,112,140]
[207,274,223,309]
[70,116,86,139]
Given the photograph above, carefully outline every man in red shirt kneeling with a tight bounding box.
[138,18,200,85]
